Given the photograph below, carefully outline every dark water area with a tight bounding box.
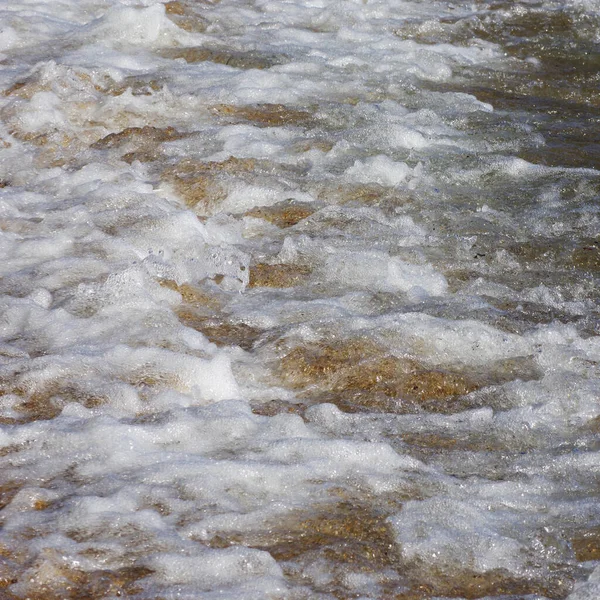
[423,2,600,171]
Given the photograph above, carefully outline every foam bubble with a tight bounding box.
[86,4,185,48]
[345,155,412,187]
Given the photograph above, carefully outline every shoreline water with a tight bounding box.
[0,0,599,598]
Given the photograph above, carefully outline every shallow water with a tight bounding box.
[0,0,599,598]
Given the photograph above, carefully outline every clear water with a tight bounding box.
[0,0,599,598]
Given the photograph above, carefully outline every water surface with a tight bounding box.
[0,0,599,598]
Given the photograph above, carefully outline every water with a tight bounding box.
[0,0,599,598]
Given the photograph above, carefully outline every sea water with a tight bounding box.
[0,0,599,598]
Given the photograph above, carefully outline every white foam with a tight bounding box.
[147,546,284,587]
[85,4,188,49]
[567,566,600,600]
[374,312,532,366]
[390,497,525,573]
[0,24,19,53]
[345,155,412,187]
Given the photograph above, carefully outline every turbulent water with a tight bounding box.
[0,0,599,598]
